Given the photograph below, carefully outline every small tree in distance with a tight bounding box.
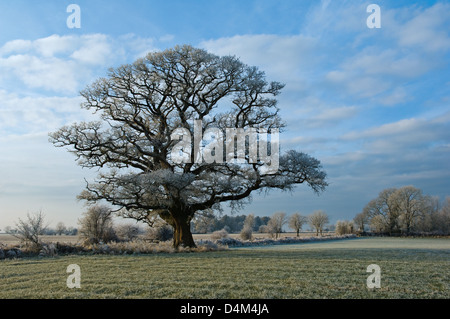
[10,211,48,251]
[55,222,67,236]
[436,197,450,233]
[335,220,355,235]
[78,205,116,244]
[267,212,287,239]
[361,185,448,234]
[289,212,308,237]
[308,210,329,236]
[240,213,255,240]
[353,212,368,233]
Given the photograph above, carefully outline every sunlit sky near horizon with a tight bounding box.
[0,0,449,229]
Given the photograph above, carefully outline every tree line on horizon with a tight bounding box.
[353,185,450,235]
[192,210,331,236]
[4,185,448,252]
[2,208,332,250]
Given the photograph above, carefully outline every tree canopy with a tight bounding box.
[50,45,328,248]
[362,185,446,234]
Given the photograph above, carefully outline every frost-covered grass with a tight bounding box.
[214,234,356,247]
[0,233,353,258]
[0,237,448,299]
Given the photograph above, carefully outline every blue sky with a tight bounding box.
[0,0,449,229]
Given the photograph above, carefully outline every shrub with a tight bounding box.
[195,240,221,252]
[240,227,253,241]
[78,205,117,245]
[4,248,23,259]
[215,237,242,247]
[240,214,255,240]
[11,211,48,252]
[146,224,174,242]
[38,243,57,257]
[115,223,141,241]
[258,225,269,233]
[55,242,86,255]
[335,220,355,235]
[211,228,229,240]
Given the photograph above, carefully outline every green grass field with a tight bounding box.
[0,237,449,299]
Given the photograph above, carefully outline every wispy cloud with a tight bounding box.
[394,2,450,53]
[0,90,85,135]
[201,34,320,91]
[0,33,157,94]
[343,113,450,144]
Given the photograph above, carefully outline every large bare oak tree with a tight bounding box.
[50,45,327,248]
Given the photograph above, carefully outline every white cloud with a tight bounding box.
[0,39,33,55]
[0,33,158,94]
[321,114,450,206]
[325,47,437,99]
[320,2,450,102]
[301,106,359,129]
[33,34,77,58]
[200,34,320,86]
[70,34,113,65]
[199,3,449,108]
[379,87,409,106]
[346,50,434,79]
[345,117,427,139]
[332,110,450,187]
[200,3,449,112]
[116,34,158,61]
[323,151,367,167]
[315,106,357,121]
[0,90,88,135]
[342,112,450,158]
[0,54,80,92]
[395,2,450,53]
[302,0,366,37]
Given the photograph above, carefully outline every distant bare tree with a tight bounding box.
[414,195,440,232]
[369,215,385,233]
[435,196,450,234]
[240,213,255,240]
[55,222,67,235]
[441,197,450,215]
[4,226,14,234]
[11,211,48,250]
[66,226,78,236]
[363,188,399,234]
[267,212,287,239]
[353,212,368,233]
[335,220,354,235]
[389,186,425,233]
[78,205,116,244]
[308,210,329,236]
[288,212,307,237]
[362,186,443,234]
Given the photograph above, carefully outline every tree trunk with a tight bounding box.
[173,216,196,249]
[159,207,197,249]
